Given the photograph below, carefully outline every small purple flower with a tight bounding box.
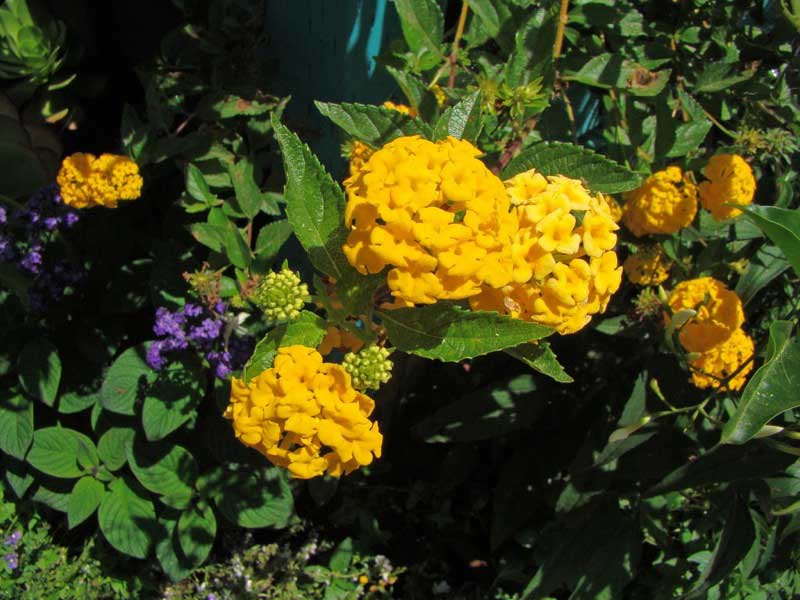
[63,211,79,228]
[19,244,43,274]
[189,318,223,343]
[146,340,167,371]
[207,594,218,600]
[0,206,6,225]
[183,303,203,318]
[43,216,60,231]
[153,307,186,338]
[3,531,21,547]
[3,553,17,571]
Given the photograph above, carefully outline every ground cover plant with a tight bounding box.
[1,0,800,598]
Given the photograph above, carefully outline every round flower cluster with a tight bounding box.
[319,326,364,355]
[343,136,518,305]
[666,277,753,390]
[698,154,756,220]
[146,301,252,379]
[623,245,671,286]
[622,166,698,236]
[57,153,143,209]
[251,267,309,321]
[343,346,393,391]
[469,169,622,334]
[224,345,383,479]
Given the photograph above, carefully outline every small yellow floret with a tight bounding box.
[698,154,756,220]
[622,166,697,236]
[689,328,754,391]
[57,153,143,209]
[381,101,417,117]
[318,326,365,355]
[623,245,671,286]
[224,345,382,479]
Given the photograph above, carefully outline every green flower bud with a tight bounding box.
[252,267,309,322]
[343,346,393,391]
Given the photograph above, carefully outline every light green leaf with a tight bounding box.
[315,101,432,145]
[0,392,33,459]
[378,304,552,362]
[57,391,97,414]
[178,504,216,567]
[502,141,642,194]
[185,163,216,205]
[255,219,293,261]
[272,117,349,279]
[189,222,225,253]
[127,441,198,498]
[97,427,135,471]
[242,311,327,380]
[741,205,800,277]
[329,537,354,571]
[433,91,482,142]
[394,0,445,70]
[27,427,96,479]
[98,477,157,559]
[67,476,105,529]
[466,0,499,36]
[100,345,157,416]
[506,342,573,383]
[18,338,61,406]
[722,321,800,444]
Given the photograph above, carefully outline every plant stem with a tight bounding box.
[553,0,570,60]
[448,2,470,89]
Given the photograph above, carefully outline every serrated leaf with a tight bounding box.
[228,158,263,219]
[272,117,349,279]
[178,504,216,567]
[127,441,198,498]
[255,219,293,261]
[67,476,105,529]
[209,465,293,529]
[27,427,96,479]
[315,102,432,146]
[693,61,755,94]
[721,321,800,444]
[502,141,642,194]
[741,205,800,277]
[378,304,552,362]
[504,7,558,88]
[98,477,156,559]
[433,91,482,142]
[97,427,135,471]
[506,342,573,383]
[100,345,157,416]
[242,311,327,380]
[394,0,445,70]
[0,392,33,459]
[18,338,61,406]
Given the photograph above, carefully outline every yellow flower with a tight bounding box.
[623,245,671,286]
[689,328,754,391]
[224,345,382,479]
[348,140,374,177]
[622,166,697,236]
[319,326,365,355]
[382,101,417,117]
[57,153,143,209]
[666,277,744,353]
[342,136,517,305]
[469,170,621,335]
[698,154,756,220]
[431,84,447,106]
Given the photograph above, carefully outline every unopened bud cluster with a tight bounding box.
[252,267,309,321]
[343,346,393,391]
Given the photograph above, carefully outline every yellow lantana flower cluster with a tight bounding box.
[622,166,698,237]
[469,170,622,335]
[666,277,753,390]
[623,245,671,286]
[698,154,756,220]
[224,345,382,479]
[318,326,364,355]
[343,135,518,305]
[57,152,143,209]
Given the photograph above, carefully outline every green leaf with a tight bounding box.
[178,504,216,567]
[98,477,157,559]
[504,7,558,89]
[141,357,203,441]
[222,221,252,269]
[329,537,353,571]
[383,66,437,116]
[735,245,789,306]
[722,321,800,444]
[242,311,327,380]
[315,102,432,146]
[27,427,96,479]
[506,342,573,383]
[97,427,135,471]
[502,141,642,194]
[32,485,70,513]
[272,117,349,279]
[209,466,294,529]
[394,0,445,70]
[127,441,198,498]
[57,391,97,414]
[18,338,61,406]
[378,304,551,362]
[412,374,541,442]
[255,219,293,261]
[228,158,263,220]
[156,512,197,581]
[189,222,224,253]
[687,495,755,598]
[693,61,755,94]
[741,205,800,277]
[121,104,150,162]
[67,476,105,529]
[433,91,482,142]
[185,163,216,205]
[466,0,499,36]
[4,455,33,498]
[100,345,157,416]
[665,119,712,158]
[0,392,33,459]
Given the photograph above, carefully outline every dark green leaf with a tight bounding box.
[97,427,135,471]
[178,504,216,567]
[506,342,573,383]
[98,477,157,559]
[18,338,61,406]
[255,219,293,261]
[502,141,642,194]
[210,466,294,529]
[67,476,105,529]
[189,222,225,253]
[0,392,33,459]
[378,304,551,362]
[741,205,800,277]
[185,163,216,205]
[228,158,263,220]
[127,441,198,498]
[27,427,96,479]
[156,512,196,581]
[141,357,203,441]
[100,345,157,416]
[394,0,445,69]
[57,391,97,414]
[735,245,789,306]
[315,102,432,146]
[693,61,755,94]
[242,311,327,380]
[722,321,800,444]
[504,7,558,89]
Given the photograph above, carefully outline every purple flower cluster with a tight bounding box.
[2,530,20,571]
[0,184,85,312]
[147,302,252,379]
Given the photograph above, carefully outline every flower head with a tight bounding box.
[224,345,382,479]
[624,245,671,286]
[381,101,417,117]
[689,328,754,391]
[343,346,393,391]
[319,326,365,355]
[622,166,698,236]
[666,277,744,353]
[252,267,309,321]
[57,153,143,209]
[698,154,756,220]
